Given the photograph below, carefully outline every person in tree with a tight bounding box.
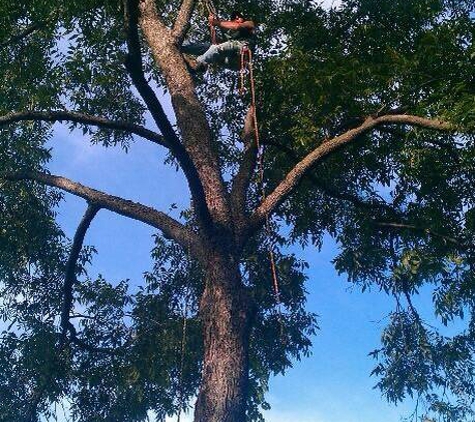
[182,10,255,71]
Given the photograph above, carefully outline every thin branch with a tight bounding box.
[403,288,423,326]
[264,138,401,217]
[61,204,100,338]
[249,114,455,233]
[123,0,213,231]
[172,0,197,44]
[0,110,168,147]
[0,22,42,48]
[376,221,467,250]
[65,322,117,355]
[3,171,204,258]
[1,9,61,50]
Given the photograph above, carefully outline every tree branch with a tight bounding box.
[66,322,117,355]
[1,10,61,50]
[138,0,232,228]
[1,107,213,235]
[0,22,42,48]
[61,204,100,338]
[172,0,197,44]
[2,171,204,258]
[375,221,467,250]
[60,205,122,354]
[123,0,213,233]
[249,114,455,233]
[263,138,402,217]
[123,0,178,143]
[0,110,167,147]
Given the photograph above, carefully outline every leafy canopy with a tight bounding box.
[0,0,474,421]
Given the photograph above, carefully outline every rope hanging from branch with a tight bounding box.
[240,47,283,323]
[201,0,218,44]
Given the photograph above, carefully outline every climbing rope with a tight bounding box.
[176,292,189,422]
[202,0,218,44]
[239,47,283,323]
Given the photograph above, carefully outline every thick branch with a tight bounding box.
[0,110,167,147]
[3,171,203,258]
[249,114,455,232]
[61,204,100,337]
[172,0,197,44]
[138,0,232,228]
[123,0,178,143]
[123,0,213,232]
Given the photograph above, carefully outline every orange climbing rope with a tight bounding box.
[240,46,283,317]
[202,0,218,44]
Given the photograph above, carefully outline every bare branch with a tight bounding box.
[376,221,467,250]
[249,114,456,233]
[3,171,204,258]
[0,110,167,147]
[172,0,197,44]
[61,204,100,338]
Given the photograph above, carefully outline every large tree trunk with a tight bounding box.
[194,252,252,422]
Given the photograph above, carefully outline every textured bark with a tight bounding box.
[195,251,253,422]
[138,0,232,228]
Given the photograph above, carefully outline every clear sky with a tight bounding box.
[38,0,427,420]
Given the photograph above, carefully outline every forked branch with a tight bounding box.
[138,0,232,227]
[123,0,213,231]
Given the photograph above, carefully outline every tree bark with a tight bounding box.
[194,250,253,422]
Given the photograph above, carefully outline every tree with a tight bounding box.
[0,0,474,421]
